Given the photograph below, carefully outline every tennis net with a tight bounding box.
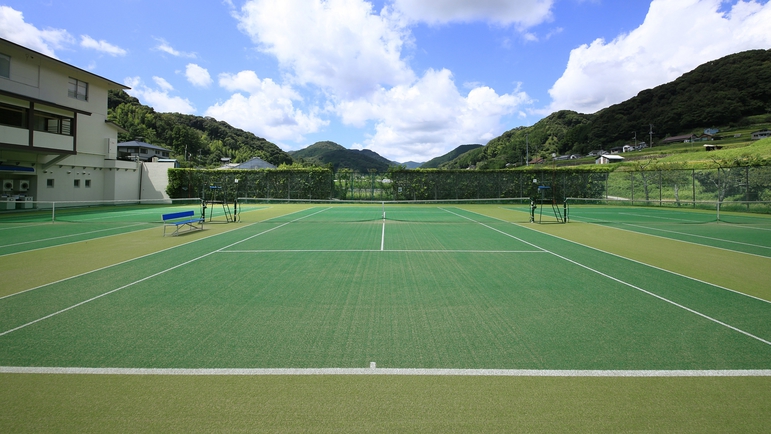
[0,198,205,224]
[239,197,532,223]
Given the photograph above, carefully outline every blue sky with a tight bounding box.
[2,0,770,162]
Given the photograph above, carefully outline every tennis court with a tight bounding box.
[2,201,770,372]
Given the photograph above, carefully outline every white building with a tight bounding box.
[595,154,625,164]
[117,140,172,162]
[0,37,169,205]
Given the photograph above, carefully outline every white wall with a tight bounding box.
[140,161,175,201]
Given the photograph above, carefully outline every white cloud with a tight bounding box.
[152,76,175,92]
[548,0,771,114]
[125,76,196,114]
[235,0,415,99]
[153,38,196,58]
[0,6,73,57]
[205,71,328,142]
[80,35,127,56]
[338,69,530,162]
[232,0,535,160]
[392,0,554,27]
[185,64,213,88]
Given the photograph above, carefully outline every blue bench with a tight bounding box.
[162,210,204,236]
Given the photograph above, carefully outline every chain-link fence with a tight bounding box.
[169,166,771,214]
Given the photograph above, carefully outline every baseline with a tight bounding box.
[2,366,771,377]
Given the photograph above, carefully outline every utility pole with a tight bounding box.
[649,124,654,148]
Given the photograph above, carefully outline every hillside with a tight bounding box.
[421,144,483,168]
[291,141,393,172]
[445,49,771,169]
[107,90,293,167]
[402,161,423,169]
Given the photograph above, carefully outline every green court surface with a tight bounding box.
[1,203,770,432]
[562,204,771,257]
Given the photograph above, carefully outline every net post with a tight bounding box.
[52,201,56,223]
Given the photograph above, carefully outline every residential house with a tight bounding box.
[117,140,172,162]
[221,156,276,170]
[661,134,695,144]
[751,129,771,140]
[0,37,144,204]
[596,154,625,164]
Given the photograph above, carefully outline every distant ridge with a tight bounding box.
[290,141,393,172]
[421,144,483,168]
[442,49,771,169]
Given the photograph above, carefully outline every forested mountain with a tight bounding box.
[444,49,771,169]
[290,141,393,172]
[421,144,483,168]
[107,90,292,167]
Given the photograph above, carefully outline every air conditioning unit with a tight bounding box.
[2,180,13,192]
[17,179,30,191]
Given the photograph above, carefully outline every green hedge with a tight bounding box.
[168,164,771,206]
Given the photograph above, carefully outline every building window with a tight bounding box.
[0,103,27,128]
[85,179,91,188]
[0,53,9,78]
[33,111,74,136]
[68,77,88,101]
[47,179,54,188]
[74,179,80,188]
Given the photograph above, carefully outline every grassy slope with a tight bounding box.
[658,136,771,164]
[2,204,770,432]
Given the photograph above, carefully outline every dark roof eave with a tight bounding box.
[1,37,130,90]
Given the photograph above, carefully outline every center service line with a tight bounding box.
[381,219,385,251]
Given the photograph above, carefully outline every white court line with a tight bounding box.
[0,223,149,250]
[617,212,705,223]
[568,215,771,260]
[1,366,771,377]
[0,223,52,232]
[219,249,546,254]
[444,207,771,348]
[381,219,385,251]
[621,222,771,250]
[0,207,330,336]
[0,206,285,301]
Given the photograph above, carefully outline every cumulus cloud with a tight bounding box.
[392,0,554,27]
[153,38,196,58]
[205,70,328,142]
[185,64,213,88]
[235,0,415,99]
[548,0,771,114]
[125,76,196,114]
[0,6,73,57]
[230,0,534,160]
[338,69,530,162]
[80,35,127,56]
